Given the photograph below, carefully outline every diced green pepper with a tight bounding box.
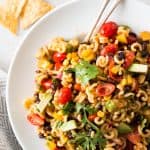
[105,100,116,112]
[117,123,132,134]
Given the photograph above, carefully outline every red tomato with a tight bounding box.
[100,44,117,56]
[100,21,118,38]
[41,79,52,90]
[127,131,141,145]
[55,62,62,70]
[88,114,97,121]
[27,113,45,126]
[58,87,72,104]
[124,51,135,68]
[96,83,115,97]
[53,52,66,63]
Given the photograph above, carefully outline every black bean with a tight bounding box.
[124,85,132,93]
[141,50,149,57]
[147,144,150,150]
[34,92,40,103]
[117,51,125,60]
[131,114,143,125]
[44,122,51,131]
[38,133,45,138]
[127,32,137,44]
[146,72,150,82]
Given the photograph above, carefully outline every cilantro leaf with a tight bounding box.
[75,60,99,85]
[72,131,106,150]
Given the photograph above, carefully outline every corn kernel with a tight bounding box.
[61,135,68,143]
[24,98,34,110]
[46,140,56,150]
[116,34,127,43]
[71,52,78,58]
[80,49,95,61]
[120,78,127,87]
[38,59,53,69]
[97,111,105,118]
[53,111,64,121]
[140,31,150,41]
[63,59,69,66]
[67,53,72,59]
[127,75,133,85]
[111,65,120,74]
[104,96,111,101]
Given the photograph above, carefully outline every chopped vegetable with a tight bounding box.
[105,100,116,112]
[62,101,75,115]
[46,140,57,150]
[117,34,127,43]
[127,131,141,144]
[66,43,75,53]
[27,113,45,126]
[79,48,95,61]
[140,31,150,41]
[74,83,81,91]
[88,114,97,121]
[75,60,99,85]
[128,64,148,73]
[96,83,115,97]
[124,51,135,68]
[118,123,133,134]
[53,52,66,63]
[72,131,106,150]
[58,87,72,105]
[54,62,62,70]
[100,21,118,38]
[60,120,77,131]
[41,79,52,90]
[100,44,117,56]
[38,90,52,113]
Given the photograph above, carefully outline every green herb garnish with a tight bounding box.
[75,60,99,85]
[62,101,75,115]
[76,103,97,130]
[72,131,106,150]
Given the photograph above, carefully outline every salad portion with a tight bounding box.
[24,21,150,150]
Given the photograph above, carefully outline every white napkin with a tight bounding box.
[0,70,22,150]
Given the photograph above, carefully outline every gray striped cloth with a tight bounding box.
[0,70,22,150]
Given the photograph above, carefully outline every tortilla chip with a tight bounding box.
[0,5,18,34]
[6,0,27,18]
[20,0,52,29]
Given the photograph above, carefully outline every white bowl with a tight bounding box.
[6,0,150,149]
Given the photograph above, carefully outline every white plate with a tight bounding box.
[6,0,150,149]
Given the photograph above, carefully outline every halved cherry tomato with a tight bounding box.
[124,51,135,69]
[101,44,117,56]
[41,79,52,90]
[108,60,122,82]
[27,113,45,126]
[53,52,66,63]
[88,114,97,121]
[127,131,141,145]
[58,87,72,104]
[100,21,118,38]
[96,83,115,97]
[55,62,62,70]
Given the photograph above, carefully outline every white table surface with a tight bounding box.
[0,0,69,72]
